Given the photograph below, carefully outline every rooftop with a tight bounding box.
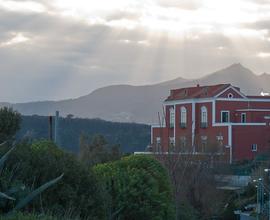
[165,84,232,101]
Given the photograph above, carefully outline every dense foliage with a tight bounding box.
[17,115,150,153]
[1,141,104,219]
[0,107,21,143]
[94,155,175,220]
[79,134,121,166]
[0,212,57,220]
[0,144,63,216]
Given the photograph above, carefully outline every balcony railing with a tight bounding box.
[200,122,208,128]
[180,122,187,128]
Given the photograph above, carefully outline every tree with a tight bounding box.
[79,133,121,166]
[66,114,74,119]
[154,149,226,219]
[94,155,175,220]
[0,107,21,143]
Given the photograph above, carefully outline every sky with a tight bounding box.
[1,0,270,102]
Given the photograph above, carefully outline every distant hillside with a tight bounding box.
[17,115,150,153]
[2,63,270,124]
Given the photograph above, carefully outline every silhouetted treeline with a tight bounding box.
[16,115,150,153]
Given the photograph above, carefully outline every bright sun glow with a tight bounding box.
[1,0,269,39]
[0,0,46,13]
[257,52,270,58]
[0,33,30,47]
[50,0,270,39]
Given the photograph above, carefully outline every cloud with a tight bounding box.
[157,0,202,10]
[257,52,270,58]
[0,0,47,13]
[0,33,30,47]
[1,0,270,102]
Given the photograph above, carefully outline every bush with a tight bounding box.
[94,155,175,220]
[0,212,56,220]
[177,200,199,220]
[0,107,21,143]
[0,140,105,219]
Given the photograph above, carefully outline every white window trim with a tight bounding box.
[236,109,270,112]
[169,107,175,127]
[164,97,270,106]
[221,111,230,123]
[251,144,257,152]
[180,136,187,149]
[180,106,187,124]
[214,85,247,99]
[169,137,175,146]
[201,106,208,123]
[228,93,234,98]
[241,113,247,123]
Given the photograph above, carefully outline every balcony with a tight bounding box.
[180,122,187,128]
[200,122,208,128]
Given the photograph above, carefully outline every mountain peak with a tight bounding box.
[260,72,270,77]
[215,63,255,77]
[225,63,246,70]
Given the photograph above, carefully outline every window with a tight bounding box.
[200,136,208,153]
[169,107,175,128]
[216,133,224,153]
[251,144,257,152]
[170,137,174,147]
[201,106,208,128]
[180,136,187,152]
[228,93,234,98]
[241,113,247,123]
[156,137,161,144]
[180,106,187,128]
[221,111,230,123]
[156,137,161,152]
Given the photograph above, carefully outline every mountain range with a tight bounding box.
[1,63,270,124]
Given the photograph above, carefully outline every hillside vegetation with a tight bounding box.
[16,115,150,153]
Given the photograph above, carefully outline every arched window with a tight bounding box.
[201,106,208,128]
[180,106,187,128]
[169,107,175,128]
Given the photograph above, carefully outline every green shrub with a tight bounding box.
[94,155,175,220]
[1,141,104,219]
[0,143,63,217]
[0,212,56,220]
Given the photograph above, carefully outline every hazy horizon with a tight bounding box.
[1,0,270,102]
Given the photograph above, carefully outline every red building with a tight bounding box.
[151,84,270,163]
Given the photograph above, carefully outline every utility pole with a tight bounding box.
[269,188,270,220]
[55,111,59,145]
[48,116,53,141]
[257,179,260,220]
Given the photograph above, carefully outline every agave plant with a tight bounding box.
[0,141,64,216]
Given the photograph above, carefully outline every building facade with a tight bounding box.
[151,84,270,163]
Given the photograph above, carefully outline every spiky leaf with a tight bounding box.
[10,173,64,213]
[0,192,15,201]
[0,143,16,168]
[0,141,7,147]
